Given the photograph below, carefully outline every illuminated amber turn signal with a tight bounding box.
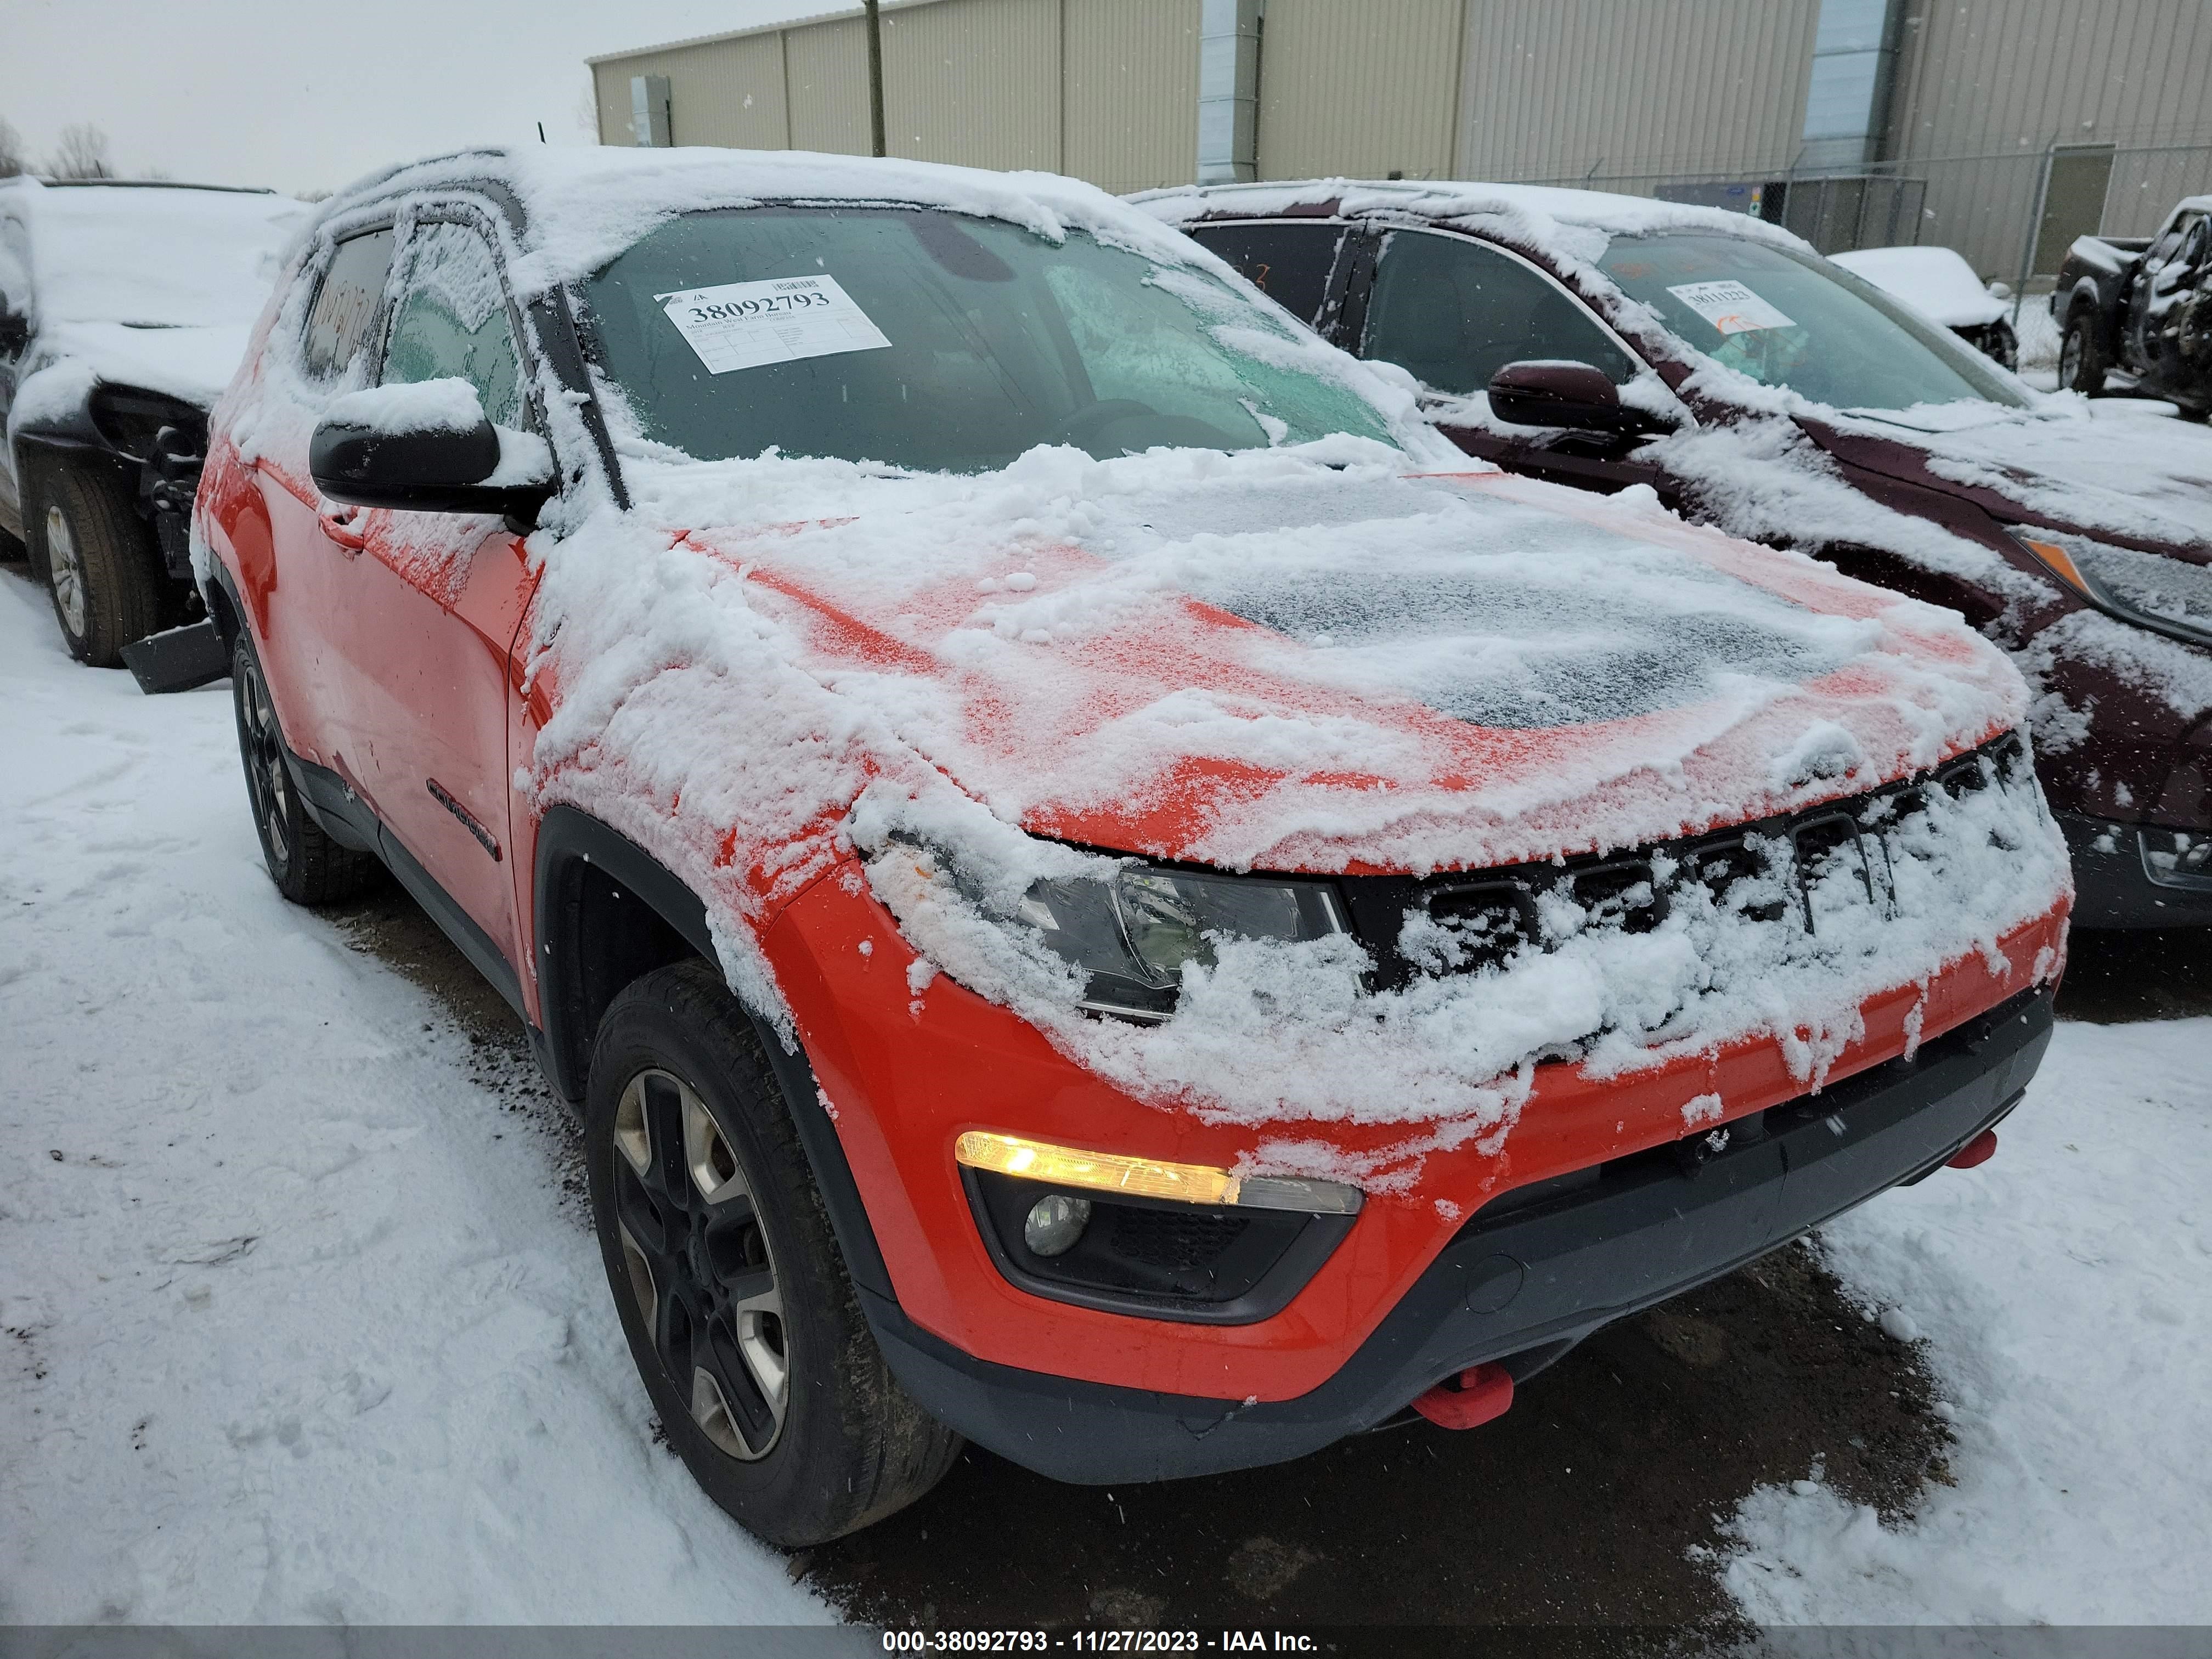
[953,1131,1363,1215]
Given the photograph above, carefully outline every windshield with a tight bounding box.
[1596,232,2032,412]
[30,188,303,328]
[582,206,1393,472]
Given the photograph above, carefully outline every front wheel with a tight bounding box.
[31,460,166,667]
[2059,311,2107,394]
[586,961,961,1546]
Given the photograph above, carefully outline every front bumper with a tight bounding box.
[2061,811,2212,928]
[864,986,2052,1484]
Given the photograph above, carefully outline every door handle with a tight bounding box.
[319,505,369,554]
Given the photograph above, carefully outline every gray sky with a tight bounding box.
[3,0,817,196]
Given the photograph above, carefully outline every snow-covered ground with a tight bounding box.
[0,572,832,1626]
[1720,1018,2212,1624]
[2,558,2207,1630]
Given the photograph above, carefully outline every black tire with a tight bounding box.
[585,962,962,1547]
[230,632,384,905]
[1987,319,2019,373]
[27,458,166,667]
[2059,309,2107,396]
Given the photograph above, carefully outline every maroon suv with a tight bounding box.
[1139,180,2212,929]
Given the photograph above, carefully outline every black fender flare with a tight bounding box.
[532,805,895,1299]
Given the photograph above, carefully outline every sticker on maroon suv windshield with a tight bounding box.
[657,274,893,374]
[1667,279,1796,336]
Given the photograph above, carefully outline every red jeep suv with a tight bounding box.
[195,148,2069,1546]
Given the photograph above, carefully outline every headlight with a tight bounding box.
[1017,863,1348,1020]
[2016,529,2212,649]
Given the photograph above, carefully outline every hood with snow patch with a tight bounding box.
[1801,399,2212,559]
[592,445,2026,878]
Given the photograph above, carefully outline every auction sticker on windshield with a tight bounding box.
[658,274,892,374]
[1666,279,1796,336]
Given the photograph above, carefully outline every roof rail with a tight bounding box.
[11,178,279,195]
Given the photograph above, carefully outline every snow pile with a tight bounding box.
[2017,300,2062,375]
[325,375,490,434]
[1719,1016,2212,1624]
[0,575,830,1625]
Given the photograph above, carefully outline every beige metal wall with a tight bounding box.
[1454,0,1820,190]
[880,0,1060,168]
[1254,0,1466,182]
[787,16,873,153]
[590,32,791,150]
[1065,0,1199,194]
[1884,0,2212,275]
[592,0,1194,192]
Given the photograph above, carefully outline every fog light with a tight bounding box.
[1023,1193,1091,1257]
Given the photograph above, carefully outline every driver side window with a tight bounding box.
[1361,229,1638,397]
[381,221,526,429]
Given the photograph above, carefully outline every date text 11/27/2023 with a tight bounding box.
[881,1634,1319,1653]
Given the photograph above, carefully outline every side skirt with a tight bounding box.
[282,743,525,1020]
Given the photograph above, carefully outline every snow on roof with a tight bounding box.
[1133,177,1814,264]
[320,145,1238,297]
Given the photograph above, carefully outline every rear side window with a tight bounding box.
[1187,222,1346,328]
[301,230,395,381]
[1361,229,1639,396]
[380,221,524,428]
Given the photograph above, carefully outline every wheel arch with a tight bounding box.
[533,805,895,1298]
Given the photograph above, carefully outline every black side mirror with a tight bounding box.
[309,379,555,520]
[1486,359,1673,438]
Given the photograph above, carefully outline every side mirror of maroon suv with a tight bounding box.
[194,149,2069,1547]
[1143,180,2212,930]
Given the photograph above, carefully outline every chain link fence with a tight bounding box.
[1523,140,2212,292]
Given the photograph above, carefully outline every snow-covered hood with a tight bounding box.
[9,319,253,437]
[1805,399,2212,559]
[603,444,2025,877]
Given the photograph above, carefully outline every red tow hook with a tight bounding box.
[1411,1362,1515,1430]
[1947,1129,1999,1170]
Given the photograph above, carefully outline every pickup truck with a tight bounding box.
[2052,195,2212,414]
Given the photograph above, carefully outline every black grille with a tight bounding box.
[1338,731,2033,986]
[1104,1205,1251,1273]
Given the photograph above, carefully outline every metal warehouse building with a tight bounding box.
[590,0,2212,289]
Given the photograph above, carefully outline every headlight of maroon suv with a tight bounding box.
[2017,527,2212,650]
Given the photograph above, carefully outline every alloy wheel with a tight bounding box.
[238,658,294,866]
[611,1067,789,1460]
[2058,329,2080,386]
[46,504,86,639]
